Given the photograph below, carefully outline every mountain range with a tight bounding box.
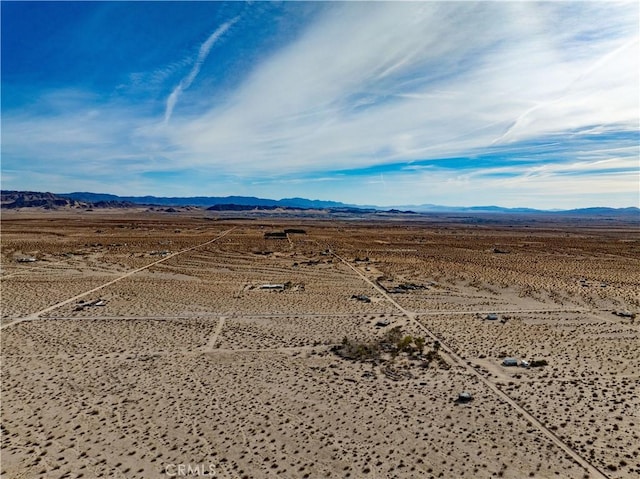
[58,192,350,209]
[1,190,638,217]
[58,192,640,216]
[0,190,137,209]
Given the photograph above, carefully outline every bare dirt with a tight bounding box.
[1,209,638,478]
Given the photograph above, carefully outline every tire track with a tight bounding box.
[332,251,609,479]
[1,227,236,330]
[202,316,226,352]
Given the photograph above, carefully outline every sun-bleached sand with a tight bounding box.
[1,209,638,478]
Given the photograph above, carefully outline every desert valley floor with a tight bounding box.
[1,209,639,479]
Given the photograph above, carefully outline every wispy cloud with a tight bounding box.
[168,2,637,176]
[164,16,239,124]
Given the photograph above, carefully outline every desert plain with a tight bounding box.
[1,208,639,479]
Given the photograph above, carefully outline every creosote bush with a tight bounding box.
[334,327,439,366]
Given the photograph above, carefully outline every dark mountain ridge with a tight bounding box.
[1,191,135,209]
[2,191,638,218]
[60,192,638,216]
[61,192,358,210]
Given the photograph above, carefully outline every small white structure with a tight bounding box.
[485,313,498,320]
[17,257,37,263]
[502,357,518,367]
[260,284,285,290]
[74,298,107,311]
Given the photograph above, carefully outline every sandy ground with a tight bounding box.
[1,209,639,478]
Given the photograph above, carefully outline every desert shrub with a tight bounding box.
[530,359,548,368]
[335,329,431,364]
[334,338,381,361]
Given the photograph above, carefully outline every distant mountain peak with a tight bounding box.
[0,190,135,210]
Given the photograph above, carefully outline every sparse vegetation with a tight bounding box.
[2,212,637,478]
[529,359,548,368]
[333,327,445,370]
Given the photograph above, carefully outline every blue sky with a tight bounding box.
[2,1,639,208]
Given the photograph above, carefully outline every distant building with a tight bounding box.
[457,391,474,403]
[351,294,371,303]
[260,284,285,290]
[502,357,518,367]
[17,257,37,263]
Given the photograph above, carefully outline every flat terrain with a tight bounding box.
[1,209,639,479]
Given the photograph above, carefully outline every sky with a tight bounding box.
[1,1,639,209]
